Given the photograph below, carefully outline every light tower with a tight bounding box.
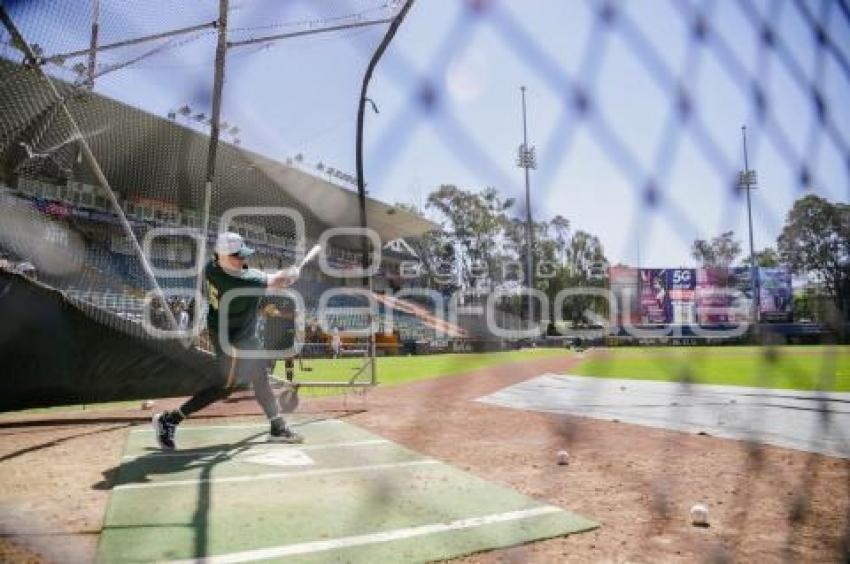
[738,125,760,330]
[86,0,99,89]
[517,86,537,322]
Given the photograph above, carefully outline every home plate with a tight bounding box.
[244,450,315,467]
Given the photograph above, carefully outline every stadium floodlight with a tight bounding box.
[515,144,537,169]
[178,105,191,116]
[739,125,760,328]
[517,86,536,323]
[737,170,757,189]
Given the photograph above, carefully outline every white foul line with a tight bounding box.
[113,459,438,491]
[169,506,563,564]
[121,439,391,461]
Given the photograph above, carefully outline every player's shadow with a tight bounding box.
[94,431,265,560]
[93,432,264,490]
[0,423,131,464]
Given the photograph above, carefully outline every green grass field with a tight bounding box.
[274,348,570,395]
[570,346,850,392]
[8,346,848,417]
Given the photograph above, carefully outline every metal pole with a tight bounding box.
[741,125,760,330]
[520,86,534,323]
[228,17,394,49]
[194,0,229,340]
[86,0,99,89]
[42,20,217,65]
[356,0,416,385]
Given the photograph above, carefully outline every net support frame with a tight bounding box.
[193,0,230,348]
[353,0,418,390]
[0,5,180,333]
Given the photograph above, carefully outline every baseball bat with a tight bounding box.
[298,244,322,269]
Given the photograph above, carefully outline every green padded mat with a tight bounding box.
[98,417,597,563]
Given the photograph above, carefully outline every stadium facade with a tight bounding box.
[0,56,450,339]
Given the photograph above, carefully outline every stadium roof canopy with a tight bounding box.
[234,148,437,243]
[0,58,437,244]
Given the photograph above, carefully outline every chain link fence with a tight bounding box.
[0,0,848,561]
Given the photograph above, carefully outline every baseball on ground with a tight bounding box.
[141,400,155,410]
[556,450,570,465]
[690,503,709,526]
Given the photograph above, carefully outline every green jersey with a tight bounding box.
[205,259,268,343]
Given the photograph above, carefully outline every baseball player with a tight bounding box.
[153,232,303,449]
[260,295,298,383]
[331,327,342,358]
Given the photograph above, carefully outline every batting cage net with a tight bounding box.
[0,0,849,562]
[0,0,422,403]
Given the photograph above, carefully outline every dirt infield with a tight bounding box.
[1,353,848,562]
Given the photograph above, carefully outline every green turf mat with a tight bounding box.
[98,418,596,563]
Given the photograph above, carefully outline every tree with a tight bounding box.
[393,202,425,217]
[691,231,741,267]
[550,215,570,264]
[405,229,458,292]
[420,183,609,327]
[777,194,850,321]
[557,230,609,325]
[426,185,514,289]
[565,230,607,278]
[742,247,780,267]
[501,217,551,269]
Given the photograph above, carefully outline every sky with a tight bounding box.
[7,0,850,267]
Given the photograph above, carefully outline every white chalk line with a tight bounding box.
[113,459,438,491]
[168,505,564,564]
[121,439,391,461]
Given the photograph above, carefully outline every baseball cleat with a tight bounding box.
[269,424,304,444]
[152,412,177,450]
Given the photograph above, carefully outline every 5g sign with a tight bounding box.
[671,269,691,286]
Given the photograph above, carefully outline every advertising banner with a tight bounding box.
[625,266,794,327]
[758,267,793,322]
[666,268,696,324]
[696,267,732,324]
[609,267,639,325]
[639,269,669,324]
[727,268,756,323]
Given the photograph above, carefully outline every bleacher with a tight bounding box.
[1,179,453,344]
